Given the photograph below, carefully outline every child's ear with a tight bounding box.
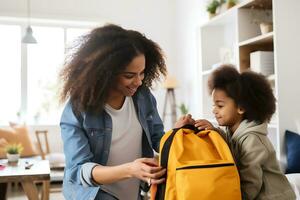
[237,107,245,115]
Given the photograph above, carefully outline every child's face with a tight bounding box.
[212,89,244,132]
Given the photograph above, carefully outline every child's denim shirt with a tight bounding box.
[60,87,164,200]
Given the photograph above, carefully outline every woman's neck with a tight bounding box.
[106,92,126,109]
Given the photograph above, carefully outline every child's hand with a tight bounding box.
[174,114,195,128]
[194,119,214,130]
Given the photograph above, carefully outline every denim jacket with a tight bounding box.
[60,87,164,200]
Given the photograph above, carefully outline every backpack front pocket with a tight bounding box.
[175,161,240,200]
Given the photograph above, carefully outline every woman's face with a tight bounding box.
[112,54,145,97]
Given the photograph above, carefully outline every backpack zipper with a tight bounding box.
[176,163,234,170]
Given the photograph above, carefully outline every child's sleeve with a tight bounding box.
[238,134,269,199]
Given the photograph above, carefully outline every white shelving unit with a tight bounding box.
[199,0,300,161]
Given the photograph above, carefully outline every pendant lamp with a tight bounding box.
[22,0,37,44]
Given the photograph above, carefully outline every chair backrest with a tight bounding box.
[35,130,50,160]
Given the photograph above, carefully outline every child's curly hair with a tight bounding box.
[208,64,276,123]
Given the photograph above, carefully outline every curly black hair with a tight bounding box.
[60,24,167,114]
[208,64,276,123]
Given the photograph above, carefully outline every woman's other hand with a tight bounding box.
[194,119,214,130]
[174,114,195,129]
[129,158,166,185]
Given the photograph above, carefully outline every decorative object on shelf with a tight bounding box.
[162,75,178,126]
[206,0,221,19]
[22,0,37,44]
[250,0,272,32]
[5,143,24,163]
[220,47,234,64]
[218,0,238,14]
[250,51,274,76]
[259,22,273,34]
[226,0,238,9]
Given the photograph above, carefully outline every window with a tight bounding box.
[0,25,21,124]
[27,26,65,124]
[0,19,94,125]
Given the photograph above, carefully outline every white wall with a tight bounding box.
[173,0,207,119]
[273,0,300,160]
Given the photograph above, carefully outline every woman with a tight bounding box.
[59,24,167,200]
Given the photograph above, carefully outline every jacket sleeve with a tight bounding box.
[60,101,99,187]
[148,92,164,152]
[238,134,269,200]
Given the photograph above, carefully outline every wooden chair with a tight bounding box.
[35,130,65,169]
[35,130,50,160]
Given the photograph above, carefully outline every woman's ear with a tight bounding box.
[237,107,245,115]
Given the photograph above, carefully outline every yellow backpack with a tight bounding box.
[151,125,242,200]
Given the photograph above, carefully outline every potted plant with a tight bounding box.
[178,103,189,115]
[5,143,23,163]
[227,0,237,9]
[207,0,220,19]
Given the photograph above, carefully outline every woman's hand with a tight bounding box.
[194,119,214,130]
[174,114,195,128]
[129,158,166,185]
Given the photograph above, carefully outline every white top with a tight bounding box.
[103,97,142,200]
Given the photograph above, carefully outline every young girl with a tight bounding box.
[194,65,296,200]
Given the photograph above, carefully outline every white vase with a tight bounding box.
[260,22,273,34]
[7,153,20,163]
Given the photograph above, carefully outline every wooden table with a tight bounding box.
[0,158,50,200]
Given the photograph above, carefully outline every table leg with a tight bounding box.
[42,181,50,200]
[21,180,39,200]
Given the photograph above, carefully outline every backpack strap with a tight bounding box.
[156,124,198,200]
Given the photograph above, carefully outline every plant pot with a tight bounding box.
[209,13,217,19]
[260,22,273,34]
[227,2,236,9]
[7,153,20,163]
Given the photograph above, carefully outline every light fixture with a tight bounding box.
[163,75,178,89]
[22,0,37,44]
[162,74,178,126]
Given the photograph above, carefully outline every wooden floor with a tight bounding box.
[6,182,64,200]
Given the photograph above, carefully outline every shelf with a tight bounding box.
[239,31,273,47]
[202,0,272,28]
[201,6,237,27]
[238,0,272,10]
